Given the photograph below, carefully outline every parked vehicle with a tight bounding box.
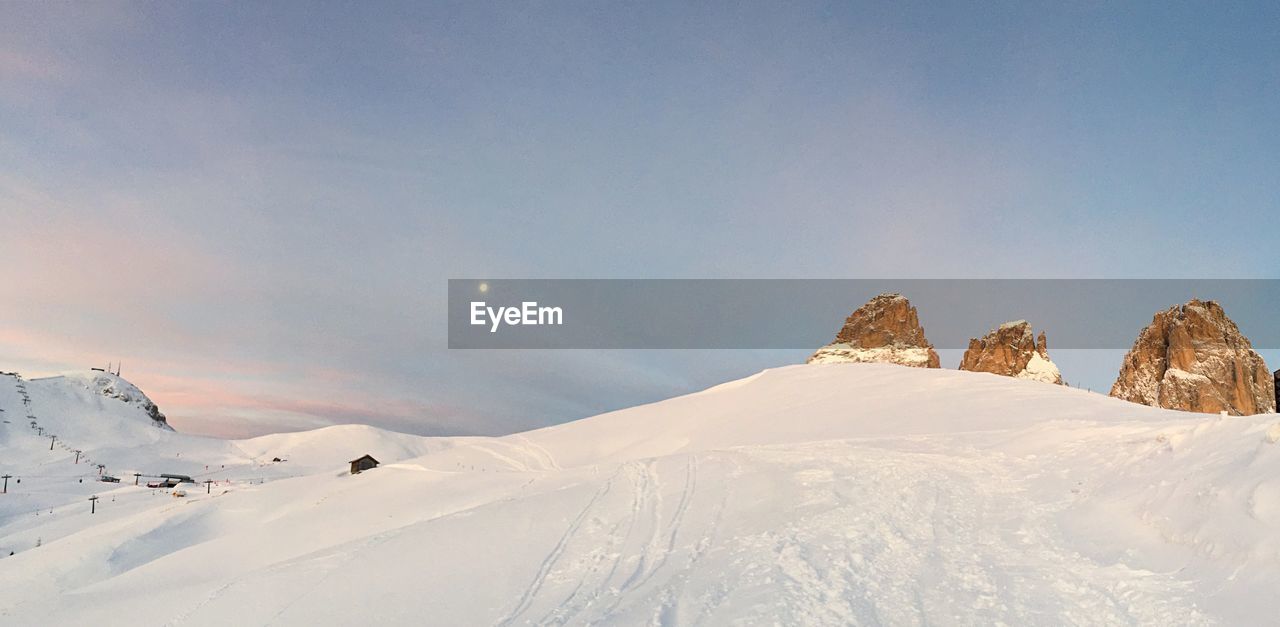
[99,475,121,483]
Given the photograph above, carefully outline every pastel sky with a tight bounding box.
[2,2,1277,438]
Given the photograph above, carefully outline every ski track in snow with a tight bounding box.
[497,467,625,627]
[515,434,562,471]
[505,454,706,627]
[470,443,536,472]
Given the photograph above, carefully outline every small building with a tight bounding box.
[146,474,193,488]
[349,454,379,474]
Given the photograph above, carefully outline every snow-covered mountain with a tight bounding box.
[2,365,1279,625]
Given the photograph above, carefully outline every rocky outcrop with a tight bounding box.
[1275,369,1279,413]
[71,372,172,429]
[959,321,1063,384]
[1110,299,1275,416]
[808,293,940,368]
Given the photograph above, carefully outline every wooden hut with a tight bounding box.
[349,454,379,474]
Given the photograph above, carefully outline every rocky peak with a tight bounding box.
[808,293,940,368]
[1110,299,1275,416]
[958,321,1063,384]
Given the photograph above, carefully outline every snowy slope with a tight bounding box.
[0,371,448,555]
[2,364,1279,625]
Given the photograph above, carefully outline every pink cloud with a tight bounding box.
[0,208,242,308]
[147,374,477,439]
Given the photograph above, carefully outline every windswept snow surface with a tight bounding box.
[2,365,1280,625]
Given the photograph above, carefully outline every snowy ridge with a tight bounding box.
[2,364,1280,624]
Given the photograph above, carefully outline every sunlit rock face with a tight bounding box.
[959,321,1063,385]
[1111,299,1275,416]
[808,293,940,368]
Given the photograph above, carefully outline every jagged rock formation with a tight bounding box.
[808,293,940,368]
[1110,299,1275,416]
[959,321,1063,384]
[1275,369,1279,413]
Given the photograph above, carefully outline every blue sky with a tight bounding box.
[2,1,1277,437]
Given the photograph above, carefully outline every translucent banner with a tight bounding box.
[448,279,1280,349]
